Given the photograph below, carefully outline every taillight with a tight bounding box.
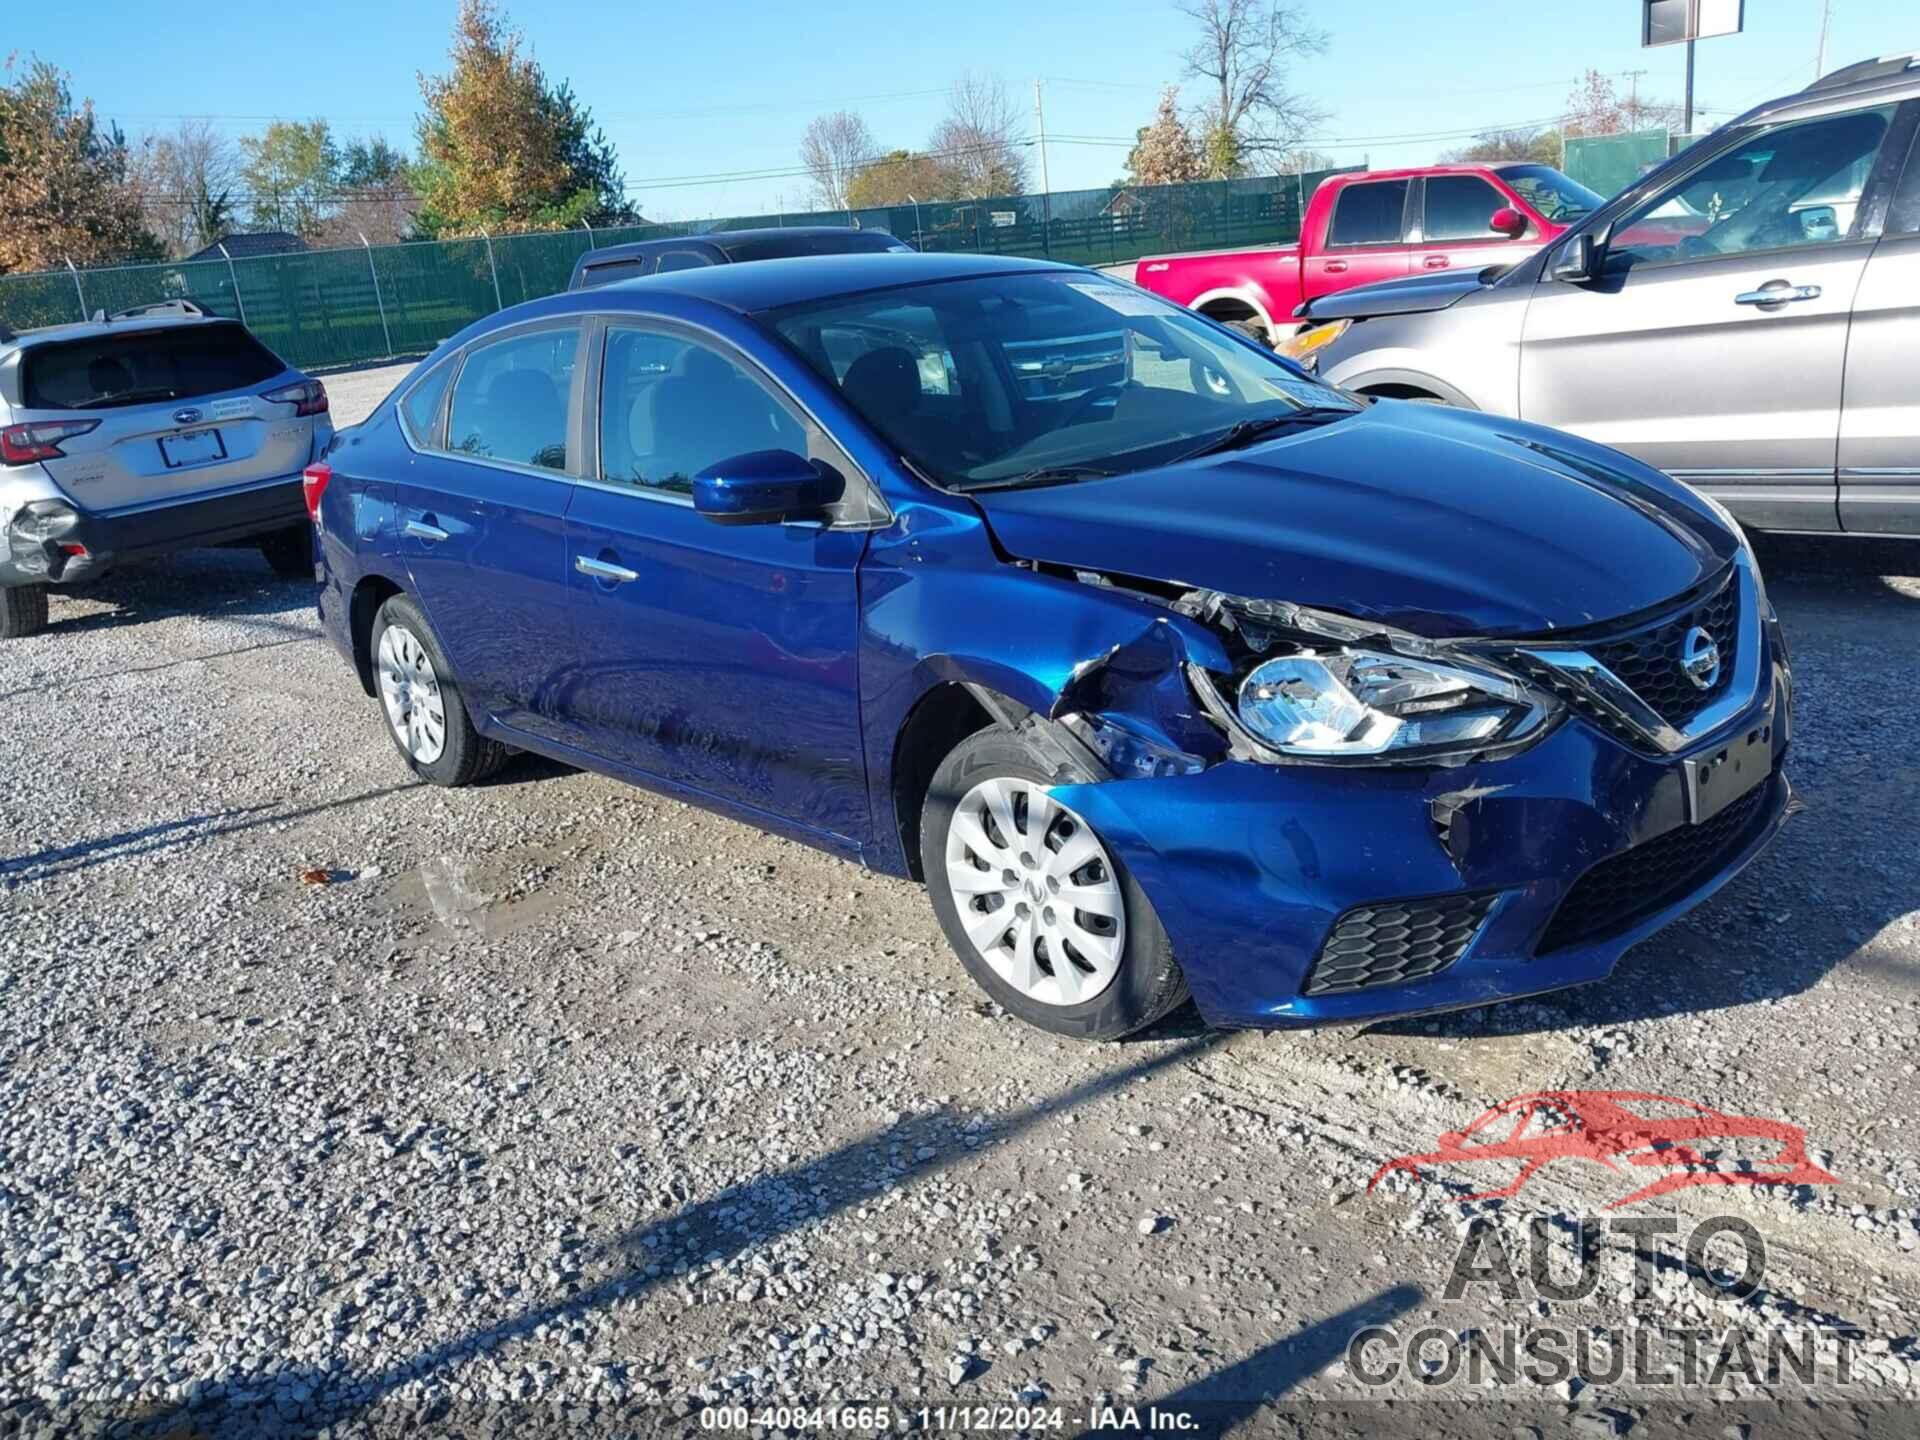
[302,462,332,521]
[266,379,330,418]
[1,419,100,465]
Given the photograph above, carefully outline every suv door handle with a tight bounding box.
[404,519,449,542]
[576,555,639,583]
[1735,283,1822,307]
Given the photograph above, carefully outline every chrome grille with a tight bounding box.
[1585,573,1739,730]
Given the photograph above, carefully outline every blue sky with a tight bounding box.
[8,0,1914,221]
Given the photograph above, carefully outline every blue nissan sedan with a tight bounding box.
[309,254,1792,1039]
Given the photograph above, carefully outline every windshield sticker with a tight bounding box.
[1064,282,1167,317]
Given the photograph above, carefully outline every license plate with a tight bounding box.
[1683,722,1774,824]
[159,428,226,468]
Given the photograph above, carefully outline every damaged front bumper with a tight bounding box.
[1050,660,1792,1030]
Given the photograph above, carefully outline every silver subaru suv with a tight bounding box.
[0,300,333,638]
[1290,53,1920,539]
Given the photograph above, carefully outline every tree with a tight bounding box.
[1178,0,1328,177]
[1127,87,1205,186]
[1275,146,1335,175]
[414,0,629,237]
[239,120,340,238]
[1445,127,1562,165]
[799,110,876,211]
[928,73,1029,199]
[134,119,241,257]
[0,58,158,273]
[318,137,419,247]
[847,149,957,208]
[1562,69,1683,140]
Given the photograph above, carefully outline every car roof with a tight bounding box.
[575,251,1074,314]
[576,226,902,266]
[1750,50,1920,124]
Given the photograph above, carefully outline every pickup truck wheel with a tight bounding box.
[370,594,507,787]
[259,523,315,580]
[1226,319,1272,347]
[0,584,50,640]
[923,728,1189,1040]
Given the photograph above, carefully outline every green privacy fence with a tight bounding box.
[1563,129,1713,201]
[0,168,1357,374]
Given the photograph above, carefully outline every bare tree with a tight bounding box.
[1178,0,1328,177]
[929,72,1029,198]
[799,110,876,211]
[134,119,242,257]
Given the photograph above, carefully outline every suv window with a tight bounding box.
[600,326,806,495]
[579,257,650,288]
[1424,175,1510,241]
[1328,180,1410,246]
[21,322,283,410]
[446,325,579,472]
[1608,105,1897,270]
[654,250,716,274]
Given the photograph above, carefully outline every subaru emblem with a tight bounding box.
[172,407,203,426]
[1680,626,1721,691]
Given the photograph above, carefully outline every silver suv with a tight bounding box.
[1292,53,1920,538]
[0,301,333,638]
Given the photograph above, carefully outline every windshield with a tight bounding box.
[766,272,1357,490]
[1499,165,1603,222]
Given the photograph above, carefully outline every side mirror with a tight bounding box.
[1550,232,1599,283]
[692,449,834,525]
[1489,206,1528,239]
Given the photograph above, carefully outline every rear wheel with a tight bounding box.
[0,584,50,640]
[371,594,506,787]
[259,523,314,580]
[922,728,1188,1039]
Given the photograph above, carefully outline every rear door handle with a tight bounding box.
[404,519,449,542]
[1735,283,1822,307]
[1424,255,1450,269]
[576,555,639,583]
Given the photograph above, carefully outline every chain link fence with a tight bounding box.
[0,169,1356,374]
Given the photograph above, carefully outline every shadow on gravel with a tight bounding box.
[0,782,419,886]
[113,1035,1228,1436]
[34,551,318,639]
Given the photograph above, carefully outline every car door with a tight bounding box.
[394,318,585,744]
[1839,114,1920,534]
[1415,173,1536,275]
[1519,102,1907,533]
[559,318,872,844]
[1302,178,1414,301]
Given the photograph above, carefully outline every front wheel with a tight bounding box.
[0,584,50,640]
[922,728,1188,1039]
[370,594,507,786]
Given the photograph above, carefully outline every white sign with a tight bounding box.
[1644,0,1743,48]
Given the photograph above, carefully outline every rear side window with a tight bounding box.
[654,250,716,273]
[446,326,579,472]
[1424,175,1509,240]
[578,257,650,289]
[21,322,283,410]
[399,360,455,446]
[1328,181,1410,246]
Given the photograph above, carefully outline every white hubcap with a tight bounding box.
[377,624,447,764]
[944,776,1125,1007]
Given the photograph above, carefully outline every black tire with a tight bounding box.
[921,727,1189,1040]
[370,594,508,787]
[1226,318,1272,347]
[0,584,50,640]
[259,523,315,580]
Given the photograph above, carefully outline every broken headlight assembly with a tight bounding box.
[1179,594,1559,766]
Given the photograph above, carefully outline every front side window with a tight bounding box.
[1424,175,1511,241]
[768,272,1359,491]
[1328,180,1410,246]
[446,325,579,472]
[1606,105,1897,270]
[599,326,806,494]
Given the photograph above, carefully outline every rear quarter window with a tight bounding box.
[22,323,284,410]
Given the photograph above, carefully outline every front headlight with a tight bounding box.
[1277,320,1351,371]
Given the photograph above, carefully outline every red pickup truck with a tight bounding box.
[1131,163,1603,341]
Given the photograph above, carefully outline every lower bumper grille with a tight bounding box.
[1537,780,1773,954]
[1304,892,1498,996]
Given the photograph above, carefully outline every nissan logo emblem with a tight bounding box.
[1680,626,1721,691]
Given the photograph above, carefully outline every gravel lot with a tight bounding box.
[3,362,1918,1435]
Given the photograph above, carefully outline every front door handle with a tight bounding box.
[1324,260,1349,274]
[404,519,449,542]
[1424,255,1450,269]
[576,555,640,584]
[1735,282,1822,307]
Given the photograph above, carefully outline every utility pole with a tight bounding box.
[1683,38,1696,137]
[1625,68,1648,127]
[1033,78,1053,258]
[1815,0,1835,82]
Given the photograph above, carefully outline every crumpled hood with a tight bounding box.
[971,402,1737,639]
